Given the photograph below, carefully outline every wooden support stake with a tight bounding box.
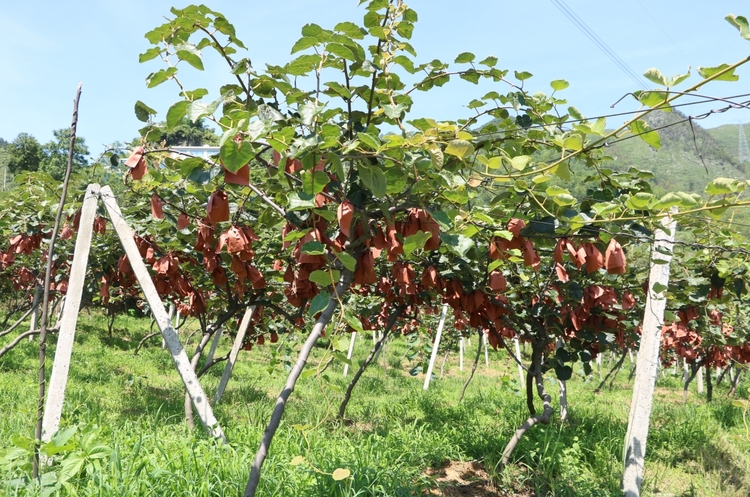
[622,213,677,496]
[514,338,525,388]
[100,186,225,442]
[459,336,465,371]
[343,332,357,377]
[423,304,448,390]
[483,333,489,367]
[214,306,255,404]
[41,184,100,442]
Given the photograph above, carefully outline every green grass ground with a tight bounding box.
[1,310,749,496]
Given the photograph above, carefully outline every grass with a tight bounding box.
[1,310,750,496]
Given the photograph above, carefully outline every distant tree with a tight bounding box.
[6,133,44,175]
[0,137,8,147]
[39,129,90,181]
[160,118,218,146]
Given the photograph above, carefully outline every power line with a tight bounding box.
[549,0,648,90]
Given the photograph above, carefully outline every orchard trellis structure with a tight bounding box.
[41,184,225,443]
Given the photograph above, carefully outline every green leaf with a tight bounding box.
[309,292,330,317]
[220,140,254,172]
[176,45,204,70]
[697,64,739,82]
[440,233,474,258]
[288,192,318,211]
[651,282,668,294]
[705,177,744,195]
[554,365,573,381]
[643,68,668,87]
[550,79,569,91]
[552,193,576,207]
[134,100,157,122]
[626,192,655,210]
[166,101,189,129]
[302,171,330,194]
[336,251,356,272]
[403,231,433,256]
[344,313,364,333]
[301,241,326,255]
[309,269,339,286]
[290,455,306,466]
[139,47,162,63]
[514,70,533,81]
[630,120,661,149]
[358,163,387,198]
[454,52,475,63]
[332,468,351,481]
[445,140,474,159]
[146,67,177,88]
[563,135,583,151]
[510,155,531,170]
[334,21,366,39]
[291,36,319,54]
[479,55,498,67]
[357,132,381,151]
[427,144,444,169]
[332,352,352,366]
[726,14,750,40]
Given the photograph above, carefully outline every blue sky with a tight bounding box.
[2,0,750,157]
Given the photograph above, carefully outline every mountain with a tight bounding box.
[604,110,748,194]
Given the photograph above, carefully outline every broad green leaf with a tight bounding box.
[630,120,661,149]
[643,68,668,87]
[383,104,406,119]
[550,79,569,91]
[440,233,474,258]
[309,269,339,286]
[510,155,531,170]
[332,468,351,481]
[334,21,366,39]
[403,231,433,256]
[626,192,655,210]
[344,313,365,334]
[139,47,162,63]
[332,352,352,366]
[220,139,254,172]
[358,163,387,198]
[336,251,356,271]
[176,45,204,70]
[514,70,533,81]
[146,67,177,88]
[302,170,330,194]
[288,192,318,211]
[291,36,318,54]
[698,64,739,82]
[552,194,576,206]
[454,52,475,63]
[479,55,498,67]
[166,101,189,129]
[668,68,691,87]
[563,135,583,151]
[651,282,668,294]
[487,156,503,169]
[308,292,330,317]
[726,14,750,40]
[301,241,326,255]
[546,186,570,196]
[283,229,312,243]
[705,177,744,195]
[635,90,669,109]
[134,100,157,122]
[427,144,444,169]
[445,140,474,159]
[550,162,570,181]
[653,191,698,209]
[357,132,381,150]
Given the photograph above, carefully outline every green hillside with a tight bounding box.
[706,123,750,165]
[605,111,748,194]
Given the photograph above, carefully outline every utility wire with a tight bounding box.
[549,0,648,90]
